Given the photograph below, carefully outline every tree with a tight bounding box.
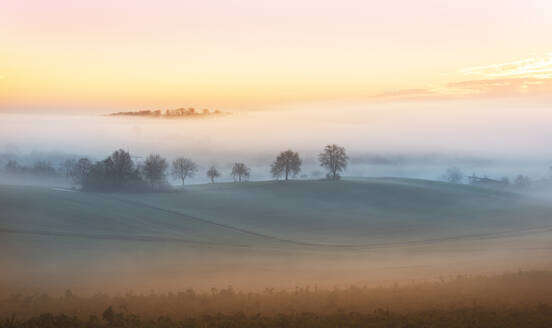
[206,166,220,183]
[110,149,135,187]
[82,158,114,190]
[72,150,146,191]
[514,174,531,188]
[32,161,57,176]
[500,176,510,185]
[271,150,302,181]
[231,163,250,182]
[171,158,197,186]
[142,154,168,189]
[72,158,92,186]
[443,167,463,183]
[4,160,19,174]
[61,159,76,178]
[318,144,348,180]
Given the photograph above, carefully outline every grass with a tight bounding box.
[1,178,552,294]
[2,271,552,327]
[1,177,546,247]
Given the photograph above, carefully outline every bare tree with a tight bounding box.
[271,150,301,181]
[61,159,76,178]
[318,144,348,180]
[443,167,463,183]
[500,176,510,185]
[110,149,135,186]
[32,161,57,176]
[514,174,531,188]
[231,162,250,182]
[142,154,168,189]
[171,157,197,186]
[4,160,19,174]
[72,158,92,186]
[206,166,220,183]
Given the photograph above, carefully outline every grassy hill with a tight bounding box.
[1,178,552,292]
[2,178,552,248]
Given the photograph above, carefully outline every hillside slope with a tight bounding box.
[1,178,552,292]
[2,178,552,247]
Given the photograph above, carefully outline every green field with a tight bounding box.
[1,178,552,293]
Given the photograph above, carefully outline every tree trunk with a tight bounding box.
[285,168,289,181]
[211,176,214,184]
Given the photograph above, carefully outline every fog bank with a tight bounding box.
[2,99,552,183]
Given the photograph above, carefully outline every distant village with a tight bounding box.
[108,107,230,118]
[443,166,543,190]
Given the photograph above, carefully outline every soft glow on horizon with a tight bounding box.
[1,0,552,112]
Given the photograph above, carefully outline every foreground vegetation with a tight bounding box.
[3,306,552,328]
[2,272,552,327]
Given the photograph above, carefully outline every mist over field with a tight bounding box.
[2,101,552,300]
[2,99,552,184]
[3,0,552,325]
[2,179,552,295]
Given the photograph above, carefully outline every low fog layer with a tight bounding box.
[2,99,552,184]
[2,100,552,296]
[2,179,552,295]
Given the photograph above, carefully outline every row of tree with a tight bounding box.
[269,144,349,181]
[3,160,58,177]
[57,144,348,191]
[442,167,533,188]
[6,147,542,192]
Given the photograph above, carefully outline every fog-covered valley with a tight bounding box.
[2,104,552,318]
[2,179,552,294]
[2,100,552,185]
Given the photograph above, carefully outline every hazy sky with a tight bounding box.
[1,0,551,112]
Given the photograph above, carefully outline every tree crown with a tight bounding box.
[271,150,301,180]
[318,144,348,180]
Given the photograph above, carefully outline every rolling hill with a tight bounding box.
[1,178,552,292]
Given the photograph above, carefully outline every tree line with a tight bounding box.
[3,160,58,177]
[442,166,534,189]
[38,144,349,191]
[4,146,545,192]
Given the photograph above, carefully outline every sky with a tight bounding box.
[1,0,552,113]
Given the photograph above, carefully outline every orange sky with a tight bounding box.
[1,0,551,112]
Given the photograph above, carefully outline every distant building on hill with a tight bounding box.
[467,175,508,188]
[108,107,229,119]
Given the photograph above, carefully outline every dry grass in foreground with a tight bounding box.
[2,271,552,327]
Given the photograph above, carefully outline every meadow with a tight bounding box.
[2,271,552,327]
[2,178,552,326]
[2,178,552,294]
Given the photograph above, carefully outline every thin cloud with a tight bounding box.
[460,53,552,79]
[374,54,552,102]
